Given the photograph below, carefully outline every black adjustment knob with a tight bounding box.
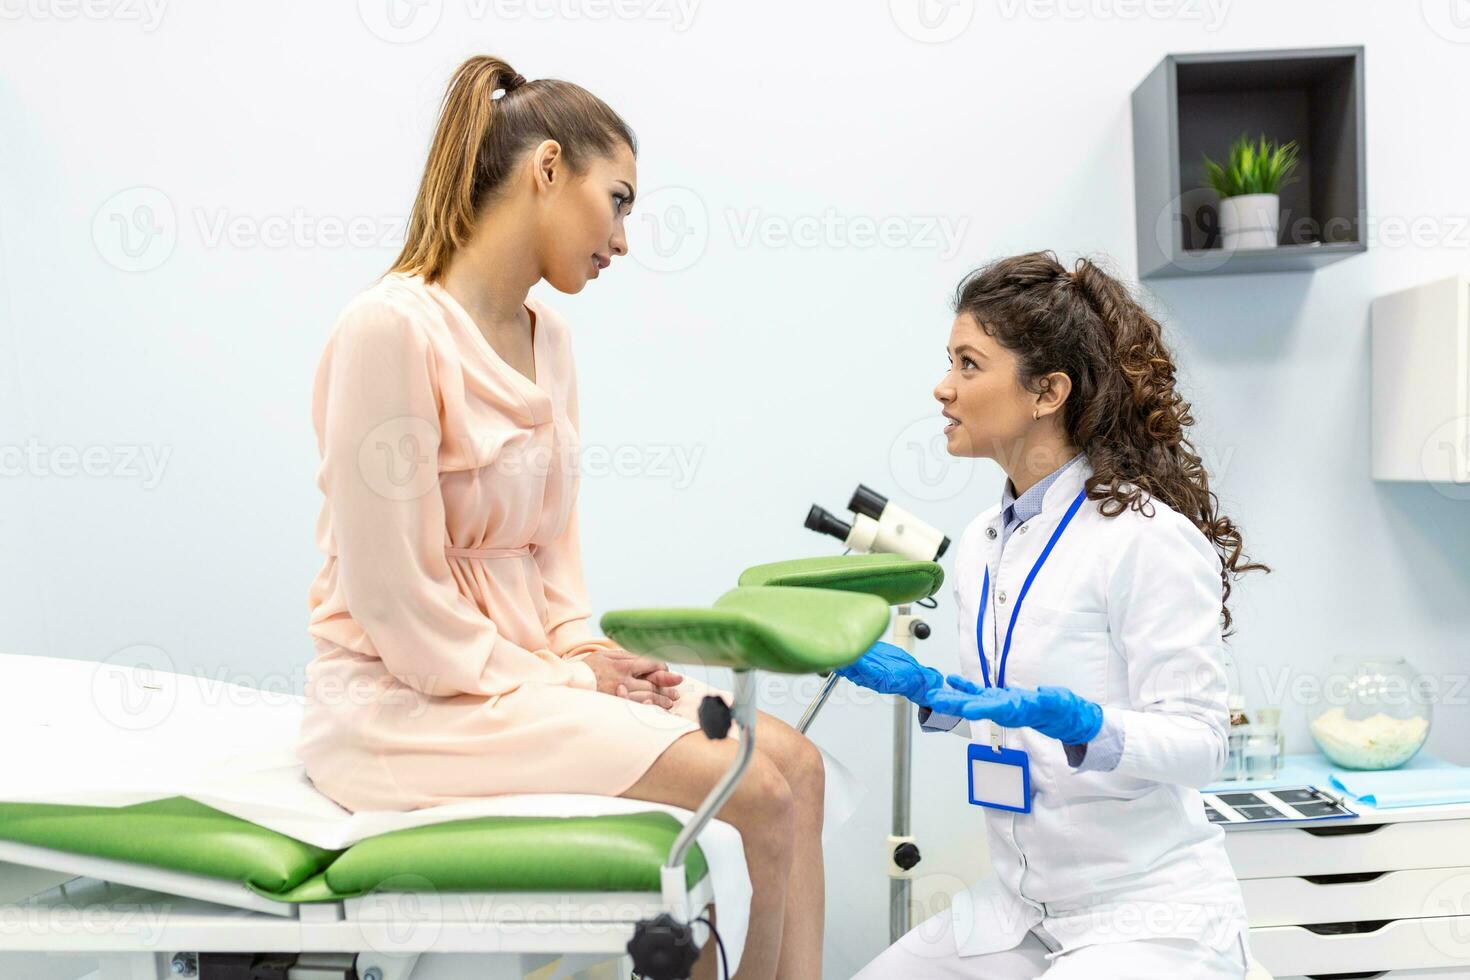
[893,841,922,871]
[627,913,699,980]
[698,695,732,740]
[913,620,931,640]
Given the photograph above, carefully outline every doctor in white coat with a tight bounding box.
[843,251,1268,979]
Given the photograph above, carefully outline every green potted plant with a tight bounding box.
[1202,134,1300,250]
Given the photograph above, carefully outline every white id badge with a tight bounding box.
[967,743,1032,813]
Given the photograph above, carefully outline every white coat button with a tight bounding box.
[997,590,1008,603]
[1018,524,1029,534]
[986,528,997,539]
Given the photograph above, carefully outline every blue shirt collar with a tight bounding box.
[1001,452,1086,528]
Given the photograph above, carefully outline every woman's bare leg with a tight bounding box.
[751,710,825,980]
[621,730,795,980]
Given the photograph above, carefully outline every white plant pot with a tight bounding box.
[1218,193,1280,250]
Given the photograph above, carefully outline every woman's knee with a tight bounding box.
[789,733,825,803]
[729,752,795,839]
[757,722,825,806]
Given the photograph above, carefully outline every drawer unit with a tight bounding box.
[1226,819,1470,879]
[1241,868,1470,927]
[1251,916,1470,976]
[1225,810,1470,978]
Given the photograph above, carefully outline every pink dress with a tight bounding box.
[296,272,702,813]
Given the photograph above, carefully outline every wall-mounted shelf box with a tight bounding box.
[1371,275,1469,485]
[1132,46,1367,279]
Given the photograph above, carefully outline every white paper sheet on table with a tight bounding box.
[0,651,869,974]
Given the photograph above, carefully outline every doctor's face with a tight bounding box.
[934,313,1035,460]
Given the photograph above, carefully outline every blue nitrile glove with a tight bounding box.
[834,641,945,706]
[925,674,1104,744]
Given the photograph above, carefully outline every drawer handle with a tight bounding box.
[1300,823,1388,838]
[1301,919,1391,936]
[1301,871,1388,885]
[1303,973,1390,979]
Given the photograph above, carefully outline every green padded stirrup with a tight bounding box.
[737,554,944,606]
[601,584,890,673]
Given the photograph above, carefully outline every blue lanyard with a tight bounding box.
[976,488,1088,689]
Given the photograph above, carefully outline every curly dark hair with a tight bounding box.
[953,250,1268,635]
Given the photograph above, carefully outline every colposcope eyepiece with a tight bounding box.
[805,504,852,544]
[850,485,951,556]
[808,485,951,562]
[848,484,887,522]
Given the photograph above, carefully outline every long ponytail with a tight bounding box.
[390,55,636,283]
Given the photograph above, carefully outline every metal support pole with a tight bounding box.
[888,604,915,944]
[891,693,912,943]
[797,672,839,735]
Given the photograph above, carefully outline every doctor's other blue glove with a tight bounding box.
[834,641,945,706]
[925,674,1104,745]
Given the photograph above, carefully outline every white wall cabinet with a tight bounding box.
[1371,275,1470,484]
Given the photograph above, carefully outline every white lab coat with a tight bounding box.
[930,456,1249,958]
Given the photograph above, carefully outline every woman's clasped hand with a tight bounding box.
[582,649,684,709]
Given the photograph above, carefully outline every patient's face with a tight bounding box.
[934,313,1032,460]
[536,141,635,294]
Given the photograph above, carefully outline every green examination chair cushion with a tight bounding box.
[737,554,944,606]
[322,811,708,896]
[0,798,708,903]
[600,584,890,672]
[0,797,338,896]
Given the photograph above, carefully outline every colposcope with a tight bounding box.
[804,484,951,563]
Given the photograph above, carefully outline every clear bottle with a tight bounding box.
[1220,651,1257,780]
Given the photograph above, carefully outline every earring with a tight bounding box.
[1032,409,1040,421]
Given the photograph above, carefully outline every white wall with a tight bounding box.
[3,1,1469,976]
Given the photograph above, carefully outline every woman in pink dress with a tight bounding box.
[295,56,825,979]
